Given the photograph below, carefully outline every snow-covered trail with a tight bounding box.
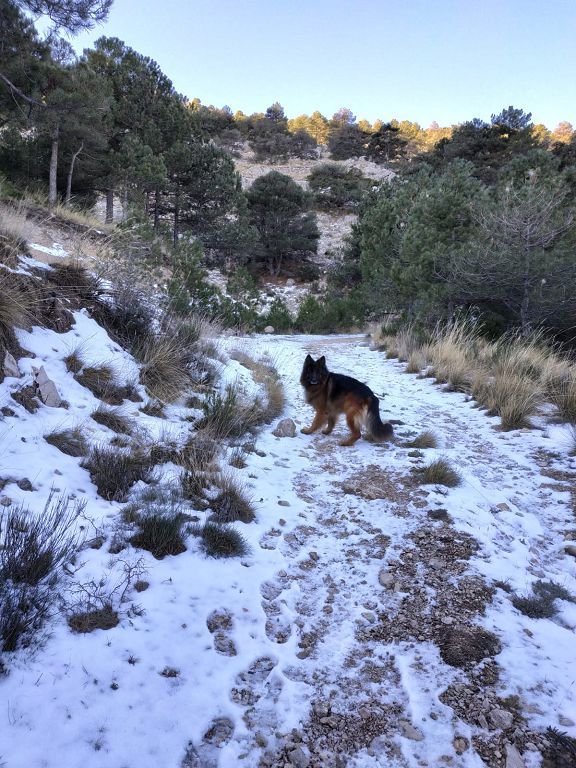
[215,333,576,768]
[1,331,575,768]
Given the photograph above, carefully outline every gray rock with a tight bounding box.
[399,719,424,741]
[559,715,575,727]
[264,325,275,334]
[505,742,525,768]
[3,352,20,379]
[378,569,395,589]
[565,544,576,558]
[273,418,296,438]
[453,736,469,754]
[288,746,309,768]
[490,709,514,729]
[33,366,61,407]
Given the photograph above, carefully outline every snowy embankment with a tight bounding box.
[0,280,575,768]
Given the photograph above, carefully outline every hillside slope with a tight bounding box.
[0,243,575,767]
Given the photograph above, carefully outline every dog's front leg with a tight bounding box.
[301,410,326,434]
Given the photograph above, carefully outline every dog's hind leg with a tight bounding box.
[339,411,362,446]
[301,410,327,435]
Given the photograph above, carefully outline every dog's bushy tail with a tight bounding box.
[366,396,393,441]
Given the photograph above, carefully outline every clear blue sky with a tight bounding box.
[65,0,576,129]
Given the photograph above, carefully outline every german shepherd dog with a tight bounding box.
[300,355,393,446]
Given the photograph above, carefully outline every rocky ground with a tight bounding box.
[204,334,576,768]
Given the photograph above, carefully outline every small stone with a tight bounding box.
[287,746,309,767]
[33,366,61,407]
[441,616,454,625]
[378,570,395,589]
[3,352,20,379]
[399,720,424,741]
[286,279,295,287]
[278,500,290,507]
[273,418,297,438]
[504,742,525,768]
[264,326,275,334]
[361,612,376,623]
[0,496,12,507]
[559,715,575,727]
[496,503,511,512]
[16,478,33,491]
[453,736,469,754]
[564,544,576,558]
[309,551,319,561]
[490,709,514,729]
[477,714,489,729]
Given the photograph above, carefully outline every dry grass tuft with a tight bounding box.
[191,522,249,558]
[45,260,101,302]
[420,457,461,487]
[68,604,119,633]
[548,370,576,424]
[82,447,155,502]
[0,274,36,357]
[404,430,438,449]
[198,385,262,439]
[136,332,194,402]
[91,404,133,435]
[209,473,256,524]
[45,427,89,457]
[0,204,31,265]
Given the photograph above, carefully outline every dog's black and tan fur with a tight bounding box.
[300,355,393,446]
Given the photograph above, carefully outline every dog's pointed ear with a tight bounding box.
[304,354,313,363]
[318,356,326,365]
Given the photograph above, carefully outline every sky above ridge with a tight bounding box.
[65,0,576,129]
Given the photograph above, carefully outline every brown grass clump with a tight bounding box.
[428,319,480,391]
[484,354,542,429]
[229,350,285,424]
[404,430,438,449]
[405,348,430,375]
[209,474,256,524]
[82,447,155,502]
[548,370,576,424]
[45,427,89,457]
[136,332,194,402]
[76,364,139,405]
[45,260,101,303]
[91,404,133,435]
[0,274,35,357]
[0,206,30,266]
[420,457,461,487]
[63,347,83,374]
[198,385,262,439]
[68,604,119,633]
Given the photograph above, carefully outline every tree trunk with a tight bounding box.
[65,141,84,206]
[145,191,150,219]
[105,188,114,224]
[173,183,180,248]
[48,124,59,208]
[154,188,160,231]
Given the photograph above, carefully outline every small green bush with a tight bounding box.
[131,513,186,559]
[192,522,249,558]
[82,447,154,502]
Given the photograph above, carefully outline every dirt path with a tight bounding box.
[216,335,576,768]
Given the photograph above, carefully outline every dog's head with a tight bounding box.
[300,355,328,388]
